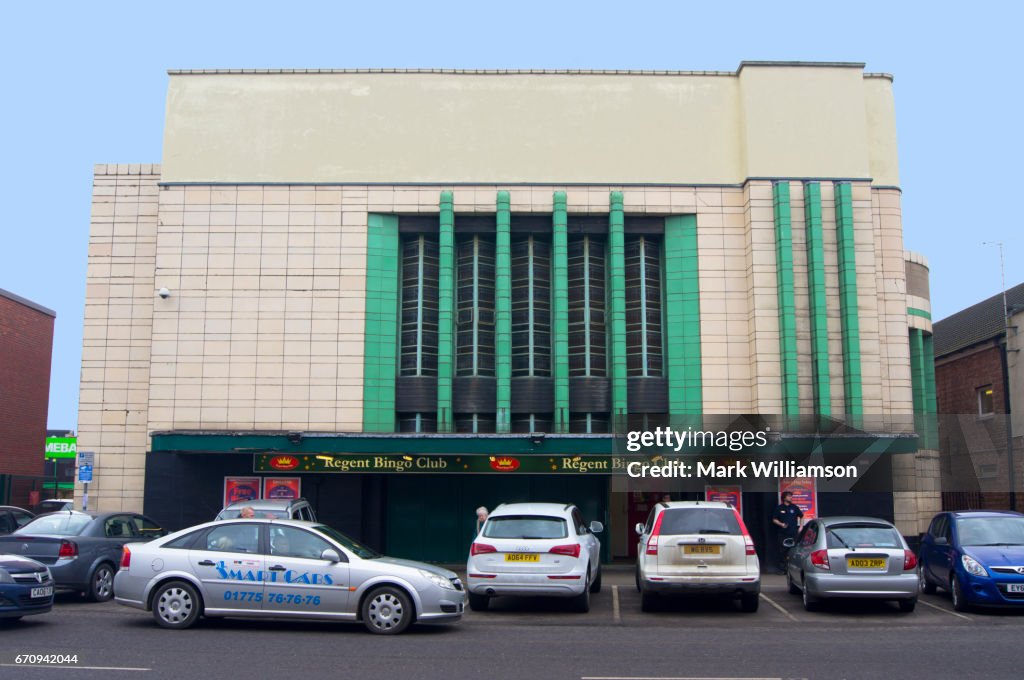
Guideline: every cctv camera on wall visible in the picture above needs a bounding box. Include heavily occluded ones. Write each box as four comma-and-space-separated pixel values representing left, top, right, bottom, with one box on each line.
158, 288, 170, 299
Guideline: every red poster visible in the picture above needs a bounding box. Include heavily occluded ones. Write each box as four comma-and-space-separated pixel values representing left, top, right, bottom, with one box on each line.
779, 477, 817, 522
263, 477, 301, 500
705, 485, 742, 516
224, 477, 261, 507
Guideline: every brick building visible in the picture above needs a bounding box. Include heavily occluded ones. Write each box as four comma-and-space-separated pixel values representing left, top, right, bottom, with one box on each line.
0, 288, 56, 506
934, 282, 1024, 511
80, 62, 939, 562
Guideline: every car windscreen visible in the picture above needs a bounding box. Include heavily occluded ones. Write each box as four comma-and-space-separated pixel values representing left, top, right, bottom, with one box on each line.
218, 508, 288, 519
956, 516, 1024, 546
314, 525, 381, 559
36, 502, 69, 513
826, 524, 902, 549
482, 516, 568, 539
17, 513, 92, 536
658, 508, 741, 535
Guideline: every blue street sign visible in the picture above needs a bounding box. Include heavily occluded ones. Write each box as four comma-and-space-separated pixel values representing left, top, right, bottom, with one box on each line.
78, 465, 93, 482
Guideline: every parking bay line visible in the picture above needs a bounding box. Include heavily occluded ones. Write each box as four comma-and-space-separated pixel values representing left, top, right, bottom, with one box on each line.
612, 585, 621, 624
916, 598, 973, 621
759, 592, 799, 622
581, 676, 796, 680
0, 664, 150, 672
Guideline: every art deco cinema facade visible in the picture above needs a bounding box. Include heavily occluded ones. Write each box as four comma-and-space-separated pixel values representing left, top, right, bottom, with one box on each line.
79, 62, 938, 562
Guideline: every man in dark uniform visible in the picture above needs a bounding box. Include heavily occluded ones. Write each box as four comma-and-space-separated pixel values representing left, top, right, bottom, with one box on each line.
771, 491, 804, 574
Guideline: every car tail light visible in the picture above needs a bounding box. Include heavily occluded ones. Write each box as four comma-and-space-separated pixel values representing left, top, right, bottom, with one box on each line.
810, 549, 830, 570
550, 544, 581, 558
121, 546, 131, 569
470, 543, 497, 556
58, 540, 78, 559
733, 509, 757, 555
903, 549, 917, 571
646, 512, 665, 555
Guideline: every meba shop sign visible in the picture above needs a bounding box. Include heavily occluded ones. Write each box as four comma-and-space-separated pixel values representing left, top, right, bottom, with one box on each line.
253, 453, 633, 474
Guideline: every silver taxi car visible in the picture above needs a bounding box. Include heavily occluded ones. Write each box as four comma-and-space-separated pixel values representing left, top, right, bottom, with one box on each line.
114, 519, 464, 634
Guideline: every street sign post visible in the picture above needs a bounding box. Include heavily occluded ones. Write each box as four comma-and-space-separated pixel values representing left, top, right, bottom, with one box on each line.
77, 451, 95, 511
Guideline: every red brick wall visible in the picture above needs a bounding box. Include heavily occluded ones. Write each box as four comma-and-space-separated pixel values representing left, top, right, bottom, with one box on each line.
935, 344, 1005, 415
0, 294, 55, 478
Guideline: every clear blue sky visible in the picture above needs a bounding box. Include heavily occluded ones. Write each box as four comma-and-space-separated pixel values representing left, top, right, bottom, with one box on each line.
1, 1, 1020, 429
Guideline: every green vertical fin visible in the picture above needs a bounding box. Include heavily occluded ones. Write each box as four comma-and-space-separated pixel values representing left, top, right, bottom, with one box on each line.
495, 191, 512, 433
665, 215, 703, 419
437, 192, 455, 432
773, 182, 799, 419
834, 182, 863, 423
803, 182, 831, 418
552, 191, 570, 433
363, 213, 400, 432
608, 192, 628, 432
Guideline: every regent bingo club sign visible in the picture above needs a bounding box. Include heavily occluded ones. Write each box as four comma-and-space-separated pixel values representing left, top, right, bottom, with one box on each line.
254, 453, 631, 475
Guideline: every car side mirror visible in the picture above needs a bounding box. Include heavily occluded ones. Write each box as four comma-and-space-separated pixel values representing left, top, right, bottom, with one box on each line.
321, 549, 342, 563
589, 521, 604, 534
635, 522, 645, 536
934, 537, 948, 546
782, 538, 795, 548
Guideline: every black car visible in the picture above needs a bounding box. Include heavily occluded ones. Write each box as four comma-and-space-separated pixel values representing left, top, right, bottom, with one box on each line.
0, 511, 167, 601
0, 506, 35, 536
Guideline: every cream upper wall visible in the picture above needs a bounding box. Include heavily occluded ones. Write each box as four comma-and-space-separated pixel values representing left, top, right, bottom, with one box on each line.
162, 64, 900, 186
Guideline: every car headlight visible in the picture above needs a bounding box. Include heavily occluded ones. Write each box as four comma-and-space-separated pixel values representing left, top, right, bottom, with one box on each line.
0, 569, 12, 584
419, 569, 456, 590
962, 554, 988, 577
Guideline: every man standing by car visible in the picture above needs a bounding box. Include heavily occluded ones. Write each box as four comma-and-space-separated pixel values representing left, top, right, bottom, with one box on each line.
771, 491, 803, 574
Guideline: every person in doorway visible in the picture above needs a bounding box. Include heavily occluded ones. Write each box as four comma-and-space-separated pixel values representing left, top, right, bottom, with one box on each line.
475, 507, 489, 534
771, 491, 804, 574
239, 506, 255, 519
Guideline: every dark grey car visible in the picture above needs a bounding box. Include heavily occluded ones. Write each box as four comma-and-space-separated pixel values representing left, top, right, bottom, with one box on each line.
0, 511, 167, 601
0, 506, 35, 536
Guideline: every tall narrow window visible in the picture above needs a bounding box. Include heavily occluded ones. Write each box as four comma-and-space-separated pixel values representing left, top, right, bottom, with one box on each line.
400, 235, 439, 377
568, 235, 609, 433
398, 235, 439, 432
568, 235, 607, 377
511, 235, 551, 377
625, 235, 663, 377
455, 235, 495, 433
456, 235, 496, 376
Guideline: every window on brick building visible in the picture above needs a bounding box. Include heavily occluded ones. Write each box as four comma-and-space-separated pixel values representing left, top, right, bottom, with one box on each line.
977, 386, 994, 417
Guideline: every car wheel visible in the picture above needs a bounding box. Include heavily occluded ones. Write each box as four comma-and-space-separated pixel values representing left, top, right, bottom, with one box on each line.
802, 580, 819, 612
468, 593, 490, 612
918, 565, 937, 594
640, 590, 657, 612
739, 592, 759, 613
362, 586, 413, 635
589, 565, 602, 594
950, 575, 970, 613
787, 570, 800, 595
89, 563, 115, 602
572, 574, 591, 613
898, 598, 917, 613
151, 581, 202, 629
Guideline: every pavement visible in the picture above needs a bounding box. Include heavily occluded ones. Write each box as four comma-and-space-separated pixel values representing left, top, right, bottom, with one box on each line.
1, 567, 1023, 679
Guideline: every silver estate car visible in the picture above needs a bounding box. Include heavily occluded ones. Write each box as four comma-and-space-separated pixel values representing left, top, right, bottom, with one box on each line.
785, 516, 919, 612
114, 519, 465, 634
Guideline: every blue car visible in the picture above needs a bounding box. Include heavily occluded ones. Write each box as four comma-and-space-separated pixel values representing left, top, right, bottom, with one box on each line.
918, 510, 1024, 611
0, 554, 54, 621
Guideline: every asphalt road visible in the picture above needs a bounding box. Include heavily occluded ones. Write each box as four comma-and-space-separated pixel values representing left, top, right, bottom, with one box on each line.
2, 570, 1023, 680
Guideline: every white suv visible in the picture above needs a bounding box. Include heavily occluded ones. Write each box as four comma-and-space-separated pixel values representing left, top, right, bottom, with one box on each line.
466, 502, 603, 612
635, 500, 760, 612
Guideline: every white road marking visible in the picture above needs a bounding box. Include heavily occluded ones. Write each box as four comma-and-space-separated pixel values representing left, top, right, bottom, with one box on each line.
612, 584, 621, 624
759, 592, 799, 622
0, 664, 150, 672
917, 597, 973, 621
582, 676, 793, 680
